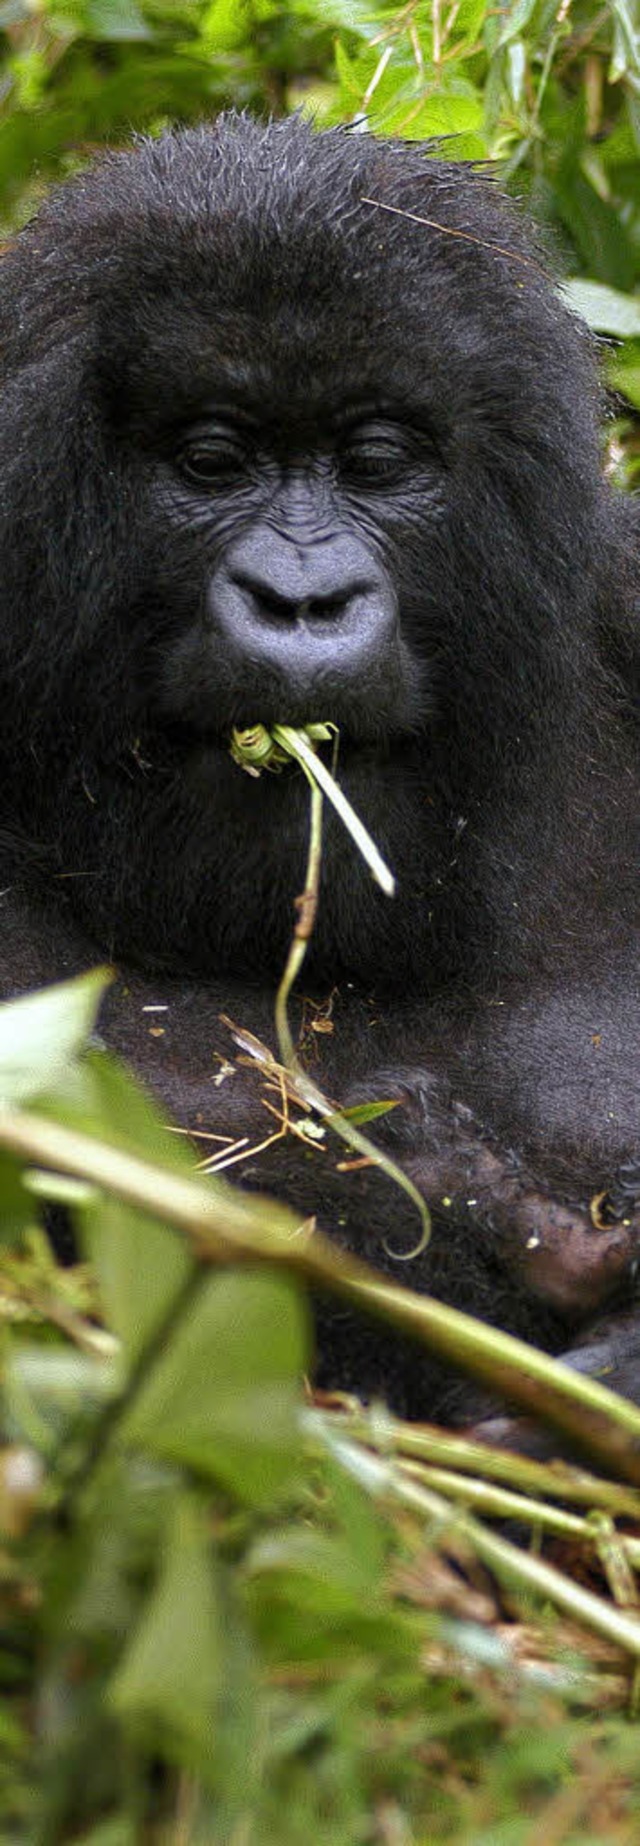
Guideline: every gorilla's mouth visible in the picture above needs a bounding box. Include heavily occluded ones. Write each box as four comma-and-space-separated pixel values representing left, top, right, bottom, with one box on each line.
156, 600, 425, 747
157, 699, 412, 760
229, 719, 333, 778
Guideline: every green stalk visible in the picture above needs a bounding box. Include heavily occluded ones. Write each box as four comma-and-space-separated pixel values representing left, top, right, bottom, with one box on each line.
272, 724, 395, 896
231, 721, 428, 1250
274, 768, 323, 1068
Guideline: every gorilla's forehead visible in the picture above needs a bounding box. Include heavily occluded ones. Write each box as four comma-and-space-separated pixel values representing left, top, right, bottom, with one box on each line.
108, 286, 449, 425
41, 115, 578, 439
99, 217, 512, 432
105, 321, 471, 469
84, 124, 559, 415
108, 179, 524, 351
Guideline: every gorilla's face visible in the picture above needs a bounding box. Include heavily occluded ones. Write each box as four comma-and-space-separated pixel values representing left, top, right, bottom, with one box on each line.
84, 121, 590, 770
144, 393, 430, 745
97, 252, 455, 754
0, 116, 609, 981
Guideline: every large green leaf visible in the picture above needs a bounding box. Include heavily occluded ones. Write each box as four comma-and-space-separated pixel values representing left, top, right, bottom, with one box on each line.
0, 970, 109, 1107
87, 0, 151, 37
108, 1492, 221, 1771
561, 278, 640, 336
83, 1192, 194, 1372
119, 1270, 308, 1505
38, 1048, 196, 1366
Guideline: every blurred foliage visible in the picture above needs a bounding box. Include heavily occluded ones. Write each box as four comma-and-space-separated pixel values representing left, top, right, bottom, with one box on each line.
0, 5, 640, 1837
2, 976, 640, 1840
0, 0, 637, 468
0, 0, 635, 276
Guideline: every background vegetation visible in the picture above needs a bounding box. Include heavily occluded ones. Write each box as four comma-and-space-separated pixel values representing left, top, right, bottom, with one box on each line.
1, 4, 640, 1843
0, 0, 638, 457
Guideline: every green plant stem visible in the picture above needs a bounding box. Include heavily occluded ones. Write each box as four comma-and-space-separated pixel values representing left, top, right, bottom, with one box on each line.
274, 766, 323, 1069
272, 724, 395, 896
269, 727, 429, 1251
5, 1108, 640, 1480
326, 1405, 640, 1518
316, 1419, 640, 1661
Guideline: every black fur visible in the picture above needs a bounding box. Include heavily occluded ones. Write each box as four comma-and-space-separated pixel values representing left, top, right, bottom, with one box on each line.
1, 113, 639, 1427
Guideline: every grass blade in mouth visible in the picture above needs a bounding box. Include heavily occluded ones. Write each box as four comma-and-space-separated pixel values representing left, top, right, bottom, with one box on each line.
230, 723, 429, 1255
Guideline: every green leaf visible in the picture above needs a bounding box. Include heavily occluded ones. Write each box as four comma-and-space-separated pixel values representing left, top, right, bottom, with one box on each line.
0, 970, 110, 1107
248, 1461, 388, 1610
554, 157, 639, 289
322, 1450, 389, 1582
455, 0, 487, 43
72, 1055, 194, 1364
561, 278, 640, 337
248, 1527, 375, 1612
497, 0, 538, 48
334, 37, 363, 103
77, 1821, 136, 1846
0, 1151, 34, 1243
606, 338, 640, 408
63, 1455, 175, 1642
45, 1044, 196, 1173
340, 1098, 399, 1126
108, 1492, 221, 1772
87, 0, 151, 39
41, 1049, 196, 1367
5, 1345, 115, 1449
119, 1270, 308, 1506
382, 86, 484, 145
610, 0, 640, 82
84, 1193, 194, 1371
308, 0, 375, 27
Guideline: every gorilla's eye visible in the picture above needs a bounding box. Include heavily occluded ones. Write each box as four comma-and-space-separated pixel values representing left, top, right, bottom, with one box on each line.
177, 424, 249, 486
339, 423, 414, 485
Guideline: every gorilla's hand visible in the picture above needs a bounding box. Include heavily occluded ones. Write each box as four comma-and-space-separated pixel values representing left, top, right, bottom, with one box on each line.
351, 1065, 640, 1321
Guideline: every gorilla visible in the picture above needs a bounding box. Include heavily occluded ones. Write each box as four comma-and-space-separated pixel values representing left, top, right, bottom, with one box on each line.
0, 111, 639, 1433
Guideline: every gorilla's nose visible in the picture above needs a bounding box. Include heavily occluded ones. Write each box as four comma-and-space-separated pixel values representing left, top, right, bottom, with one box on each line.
208, 527, 398, 687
